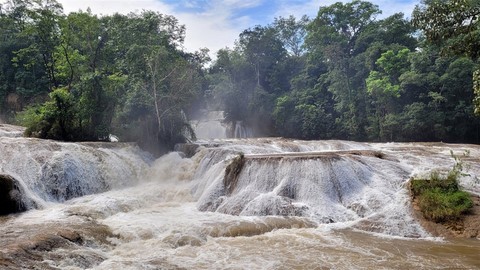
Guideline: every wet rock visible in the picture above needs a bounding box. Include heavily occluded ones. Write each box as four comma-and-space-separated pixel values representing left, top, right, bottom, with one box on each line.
0, 137, 151, 203
0, 222, 114, 269
0, 174, 31, 215
223, 154, 245, 195
348, 203, 368, 218
174, 143, 200, 158
239, 195, 309, 216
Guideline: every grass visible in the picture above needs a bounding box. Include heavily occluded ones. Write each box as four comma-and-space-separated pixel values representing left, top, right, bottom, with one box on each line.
410, 170, 473, 223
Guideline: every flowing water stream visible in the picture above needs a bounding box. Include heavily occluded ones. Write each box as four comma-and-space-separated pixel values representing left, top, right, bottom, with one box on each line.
1, 133, 480, 269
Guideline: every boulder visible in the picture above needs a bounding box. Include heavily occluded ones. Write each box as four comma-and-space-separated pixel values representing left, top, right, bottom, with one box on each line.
174, 143, 200, 158
0, 174, 30, 215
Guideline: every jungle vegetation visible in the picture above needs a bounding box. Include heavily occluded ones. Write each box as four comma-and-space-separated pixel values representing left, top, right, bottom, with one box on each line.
1, 0, 479, 154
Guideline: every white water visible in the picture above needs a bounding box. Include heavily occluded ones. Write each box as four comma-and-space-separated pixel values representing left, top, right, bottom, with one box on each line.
1, 135, 480, 269
0, 137, 151, 205
0, 124, 24, 138
190, 111, 228, 139
191, 111, 253, 139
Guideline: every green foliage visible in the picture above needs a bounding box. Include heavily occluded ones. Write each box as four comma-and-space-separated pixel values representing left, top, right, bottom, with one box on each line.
413, 0, 480, 59
416, 188, 473, 222
272, 15, 309, 57
18, 88, 77, 140
3, 0, 480, 151
410, 153, 474, 222
1, 2, 201, 154
15, 105, 43, 130
204, 1, 480, 142
474, 70, 480, 115
413, 0, 480, 115
272, 89, 334, 139
366, 71, 400, 98
376, 48, 410, 78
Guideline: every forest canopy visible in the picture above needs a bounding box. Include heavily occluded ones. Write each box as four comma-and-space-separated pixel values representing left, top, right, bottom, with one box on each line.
0, 0, 479, 155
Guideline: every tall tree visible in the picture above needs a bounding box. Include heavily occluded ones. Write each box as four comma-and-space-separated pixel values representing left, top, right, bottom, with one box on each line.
272, 15, 309, 57
306, 0, 381, 138
413, 0, 480, 114
13, 0, 63, 90
0, 0, 62, 117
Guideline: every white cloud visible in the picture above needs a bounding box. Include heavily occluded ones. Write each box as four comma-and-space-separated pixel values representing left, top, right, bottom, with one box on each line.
175, 8, 245, 56
174, 0, 266, 56
59, 0, 172, 15
274, 0, 322, 20
54, 0, 257, 57
374, 1, 417, 18
221, 0, 264, 9
275, 0, 417, 20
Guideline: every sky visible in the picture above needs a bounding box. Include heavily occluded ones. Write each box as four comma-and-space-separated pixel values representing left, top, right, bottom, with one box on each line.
5, 0, 419, 56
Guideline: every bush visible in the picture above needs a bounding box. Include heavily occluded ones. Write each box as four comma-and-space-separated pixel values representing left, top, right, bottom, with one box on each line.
16, 88, 78, 141
410, 168, 473, 223
415, 186, 473, 222
410, 171, 459, 196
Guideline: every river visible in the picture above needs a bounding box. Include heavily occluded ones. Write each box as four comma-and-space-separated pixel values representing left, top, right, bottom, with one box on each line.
0, 131, 479, 269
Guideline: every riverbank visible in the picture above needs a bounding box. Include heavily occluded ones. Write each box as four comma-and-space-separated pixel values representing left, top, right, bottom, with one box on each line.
411, 192, 480, 239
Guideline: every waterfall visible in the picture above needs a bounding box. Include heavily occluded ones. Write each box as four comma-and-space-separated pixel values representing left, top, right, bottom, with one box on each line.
190, 139, 480, 237
0, 124, 25, 138
190, 111, 228, 139
1, 125, 480, 269
233, 121, 253, 138
0, 137, 152, 207
190, 111, 253, 140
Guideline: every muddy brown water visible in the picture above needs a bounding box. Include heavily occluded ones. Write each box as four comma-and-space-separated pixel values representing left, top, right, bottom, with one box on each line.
1, 137, 480, 269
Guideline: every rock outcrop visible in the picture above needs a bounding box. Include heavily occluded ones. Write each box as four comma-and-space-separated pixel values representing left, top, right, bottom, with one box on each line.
0, 174, 34, 215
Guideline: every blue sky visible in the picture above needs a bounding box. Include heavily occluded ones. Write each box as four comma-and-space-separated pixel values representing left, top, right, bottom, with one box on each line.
52, 0, 418, 56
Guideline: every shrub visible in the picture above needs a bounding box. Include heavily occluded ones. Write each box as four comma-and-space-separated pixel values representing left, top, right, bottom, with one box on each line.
16, 88, 78, 141
415, 186, 473, 222
410, 158, 473, 222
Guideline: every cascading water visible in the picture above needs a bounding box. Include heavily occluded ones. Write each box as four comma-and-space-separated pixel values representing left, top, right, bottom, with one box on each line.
0, 124, 24, 138
233, 121, 253, 138
190, 111, 253, 139
190, 111, 228, 139
0, 136, 152, 208
1, 126, 480, 269
192, 140, 442, 238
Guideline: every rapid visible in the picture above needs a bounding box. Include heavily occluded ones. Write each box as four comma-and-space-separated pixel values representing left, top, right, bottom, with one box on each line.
0, 123, 479, 269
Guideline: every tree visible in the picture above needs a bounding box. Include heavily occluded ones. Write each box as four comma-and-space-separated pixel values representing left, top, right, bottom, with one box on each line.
413, 0, 480, 59
13, 0, 63, 90
306, 0, 381, 138
366, 48, 410, 140
107, 11, 200, 154
272, 15, 309, 57
238, 25, 287, 91
4, 0, 480, 148
0, 0, 61, 118
272, 88, 334, 139
413, 0, 480, 115
146, 47, 199, 149
22, 87, 76, 140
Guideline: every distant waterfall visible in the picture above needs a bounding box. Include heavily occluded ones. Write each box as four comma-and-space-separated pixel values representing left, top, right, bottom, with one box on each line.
233, 121, 253, 138
190, 111, 253, 140
190, 111, 228, 139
